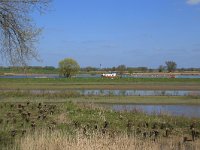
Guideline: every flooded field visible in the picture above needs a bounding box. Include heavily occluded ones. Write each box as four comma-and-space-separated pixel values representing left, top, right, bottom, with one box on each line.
110, 104, 200, 118
80, 89, 200, 96
1, 89, 200, 96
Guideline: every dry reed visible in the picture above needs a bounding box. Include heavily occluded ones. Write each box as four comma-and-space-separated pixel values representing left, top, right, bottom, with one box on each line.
12, 130, 200, 150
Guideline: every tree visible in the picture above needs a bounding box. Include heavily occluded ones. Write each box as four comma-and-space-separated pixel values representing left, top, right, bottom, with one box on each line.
116, 64, 126, 75
158, 65, 165, 72
0, 0, 51, 66
165, 61, 177, 72
59, 58, 80, 78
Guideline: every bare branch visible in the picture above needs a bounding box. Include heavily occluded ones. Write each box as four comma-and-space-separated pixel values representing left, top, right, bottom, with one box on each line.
0, 0, 51, 66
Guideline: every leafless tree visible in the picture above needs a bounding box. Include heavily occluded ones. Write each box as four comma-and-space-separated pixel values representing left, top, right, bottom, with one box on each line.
0, 0, 50, 65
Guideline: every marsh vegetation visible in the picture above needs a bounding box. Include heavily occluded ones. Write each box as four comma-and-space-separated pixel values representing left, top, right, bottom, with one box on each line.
0, 101, 200, 149
0, 77, 200, 149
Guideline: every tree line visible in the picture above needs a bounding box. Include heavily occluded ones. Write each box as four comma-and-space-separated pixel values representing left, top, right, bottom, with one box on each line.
1, 58, 200, 78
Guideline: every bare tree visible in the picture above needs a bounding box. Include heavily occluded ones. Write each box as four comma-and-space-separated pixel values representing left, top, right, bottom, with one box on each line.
0, 0, 51, 65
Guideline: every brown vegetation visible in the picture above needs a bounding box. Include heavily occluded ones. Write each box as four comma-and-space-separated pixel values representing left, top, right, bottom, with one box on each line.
15, 130, 200, 150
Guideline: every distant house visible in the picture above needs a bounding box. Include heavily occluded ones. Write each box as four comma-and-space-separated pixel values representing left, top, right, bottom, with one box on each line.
101, 73, 117, 78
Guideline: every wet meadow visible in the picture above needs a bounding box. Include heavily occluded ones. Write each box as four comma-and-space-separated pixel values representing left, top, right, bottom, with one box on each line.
0, 77, 200, 149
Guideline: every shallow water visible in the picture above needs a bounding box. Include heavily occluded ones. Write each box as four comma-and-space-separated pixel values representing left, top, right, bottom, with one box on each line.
1, 89, 200, 96
0, 90, 200, 96
80, 89, 200, 96
1, 74, 200, 78
0, 74, 100, 78
110, 104, 200, 118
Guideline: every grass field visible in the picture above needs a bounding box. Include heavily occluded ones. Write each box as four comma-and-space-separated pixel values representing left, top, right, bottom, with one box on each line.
1, 95, 200, 105
1, 78, 200, 90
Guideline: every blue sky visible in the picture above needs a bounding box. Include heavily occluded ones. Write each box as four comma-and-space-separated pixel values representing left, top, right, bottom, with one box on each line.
31, 0, 200, 68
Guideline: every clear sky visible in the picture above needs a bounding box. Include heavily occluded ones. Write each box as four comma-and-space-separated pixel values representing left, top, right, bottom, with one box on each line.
31, 0, 200, 68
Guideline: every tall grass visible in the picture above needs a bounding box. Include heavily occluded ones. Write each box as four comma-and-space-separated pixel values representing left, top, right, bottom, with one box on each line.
12, 130, 200, 150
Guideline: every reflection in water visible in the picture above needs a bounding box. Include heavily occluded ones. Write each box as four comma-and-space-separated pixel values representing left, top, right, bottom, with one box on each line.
80, 90, 200, 96
1, 89, 200, 96
111, 104, 200, 118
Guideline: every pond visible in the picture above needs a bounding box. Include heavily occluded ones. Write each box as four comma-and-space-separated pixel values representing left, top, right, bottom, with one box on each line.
176, 75, 200, 79
109, 104, 200, 118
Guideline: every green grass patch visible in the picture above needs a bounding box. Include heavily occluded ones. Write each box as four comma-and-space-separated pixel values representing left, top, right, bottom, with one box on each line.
1, 77, 200, 84
1, 95, 200, 105
1, 78, 200, 91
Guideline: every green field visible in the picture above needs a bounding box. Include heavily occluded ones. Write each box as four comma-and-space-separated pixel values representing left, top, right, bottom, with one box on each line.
1, 78, 200, 90
1, 95, 200, 105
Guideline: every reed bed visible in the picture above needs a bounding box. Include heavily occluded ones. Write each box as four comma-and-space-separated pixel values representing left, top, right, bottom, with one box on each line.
12, 130, 200, 150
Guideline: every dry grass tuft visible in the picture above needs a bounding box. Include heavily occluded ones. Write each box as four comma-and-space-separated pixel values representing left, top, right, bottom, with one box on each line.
13, 130, 200, 150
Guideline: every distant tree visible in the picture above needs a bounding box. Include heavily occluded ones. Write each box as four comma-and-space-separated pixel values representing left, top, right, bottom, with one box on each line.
127, 67, 133, 74
59, 58, 80, 78
84, 66, 97, 72
117, 64, 126, 75
111, 67, 116, 71
158, 65, 165, 72
165, 61, 177, 72
137, 67, 148, 72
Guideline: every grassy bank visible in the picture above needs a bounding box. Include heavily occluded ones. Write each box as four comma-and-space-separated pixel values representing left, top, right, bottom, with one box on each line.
0, 78, 200, 90
1, 77, 200, 83
1, 95, 200, 105
0, 101, 200, 149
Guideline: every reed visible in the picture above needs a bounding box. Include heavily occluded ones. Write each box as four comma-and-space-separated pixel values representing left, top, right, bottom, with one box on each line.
12, 130, 200, 150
